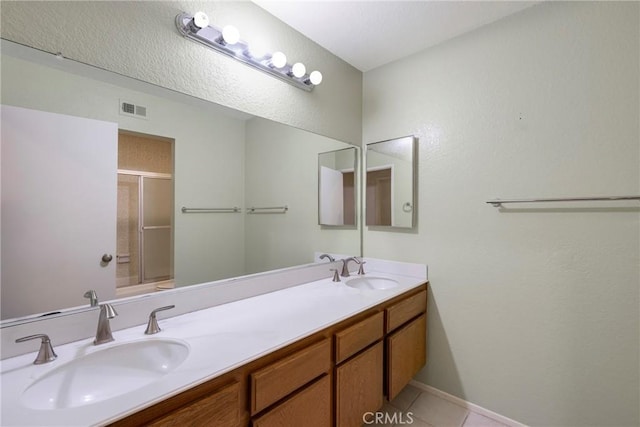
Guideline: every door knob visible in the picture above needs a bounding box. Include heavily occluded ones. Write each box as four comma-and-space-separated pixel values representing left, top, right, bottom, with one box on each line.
101, 254, 113, 263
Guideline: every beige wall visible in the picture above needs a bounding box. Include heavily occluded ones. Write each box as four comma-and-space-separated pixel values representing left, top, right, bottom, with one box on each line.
244, 117, 360, 273
0, 1, 362, 145
363, 2, 639, 426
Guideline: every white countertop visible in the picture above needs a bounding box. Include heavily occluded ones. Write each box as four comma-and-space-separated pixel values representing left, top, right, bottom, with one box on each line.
0, 270, 426, 426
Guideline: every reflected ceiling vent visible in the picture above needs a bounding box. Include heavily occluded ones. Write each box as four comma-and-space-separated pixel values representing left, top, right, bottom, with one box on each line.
119, 100, 148, 120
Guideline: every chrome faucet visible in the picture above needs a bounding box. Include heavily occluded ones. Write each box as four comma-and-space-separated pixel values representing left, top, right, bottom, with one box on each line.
341, 257, 358, 277
319, 253, 335, 262
94, 303, 118, 345
15, 334, 57, 364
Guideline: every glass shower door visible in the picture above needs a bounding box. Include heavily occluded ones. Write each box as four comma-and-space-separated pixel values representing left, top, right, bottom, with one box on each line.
141, 176, 172, 282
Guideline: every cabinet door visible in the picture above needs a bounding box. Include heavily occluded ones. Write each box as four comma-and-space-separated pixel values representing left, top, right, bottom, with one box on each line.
386, 313, 427, 400
336, 342, 384, 427
253, 375, 331, 427
148, 382, 240, 427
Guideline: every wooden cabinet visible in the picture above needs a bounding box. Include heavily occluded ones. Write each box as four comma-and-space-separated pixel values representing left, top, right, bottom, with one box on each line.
335, 311, 384, 364
253, 375, 331, 427
147, 382, 240, 427
251, 338, 331, 414
336, 342, 384, 427
111, 283, 428, 427
386, 313, 427, 401
386, 289, 427, 333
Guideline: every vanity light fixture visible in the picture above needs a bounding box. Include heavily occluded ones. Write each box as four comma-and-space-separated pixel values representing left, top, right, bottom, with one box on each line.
176, 12, 322, 92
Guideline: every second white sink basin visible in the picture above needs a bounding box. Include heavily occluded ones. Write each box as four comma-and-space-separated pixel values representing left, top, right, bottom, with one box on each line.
346, 276, 399, 290
21, 338, 189, 410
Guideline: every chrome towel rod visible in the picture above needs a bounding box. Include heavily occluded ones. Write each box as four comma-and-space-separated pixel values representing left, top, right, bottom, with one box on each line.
181, 207, 240, 213
247, 205, 288, 214
487, 196, 640, 207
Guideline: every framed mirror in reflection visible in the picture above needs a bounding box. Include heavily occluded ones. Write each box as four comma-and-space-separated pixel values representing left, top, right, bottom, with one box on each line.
318, 147, 358, 227
365, 136, 417, 228
0, 40, 360, 323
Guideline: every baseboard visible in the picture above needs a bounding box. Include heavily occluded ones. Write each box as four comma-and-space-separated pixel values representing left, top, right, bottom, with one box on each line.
409, 380, 527, 427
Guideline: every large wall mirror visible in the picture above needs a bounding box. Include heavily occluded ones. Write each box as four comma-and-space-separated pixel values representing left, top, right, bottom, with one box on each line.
318, 147, 358, 226
365, 136, 417, 228
0, 40, 360, 323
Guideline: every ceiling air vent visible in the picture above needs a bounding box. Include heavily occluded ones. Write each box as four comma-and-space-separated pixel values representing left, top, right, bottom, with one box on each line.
119, 100, 148, 120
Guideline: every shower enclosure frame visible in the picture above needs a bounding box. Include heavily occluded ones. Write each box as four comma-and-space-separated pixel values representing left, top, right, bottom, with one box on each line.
118, 169, 173, 285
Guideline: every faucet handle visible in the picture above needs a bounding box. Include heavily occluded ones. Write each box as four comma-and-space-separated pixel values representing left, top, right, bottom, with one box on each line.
15, 334, 57, 364
83, 290, 99, 307
330, 268, 341, 282
355, 258, 367, 275
145, 305, 175, 335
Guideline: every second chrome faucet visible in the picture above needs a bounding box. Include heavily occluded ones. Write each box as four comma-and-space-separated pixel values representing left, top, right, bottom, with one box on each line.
94, 303, 118, 345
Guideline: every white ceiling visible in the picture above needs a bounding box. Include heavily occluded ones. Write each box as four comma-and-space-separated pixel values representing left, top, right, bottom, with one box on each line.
253, 1, 539, 72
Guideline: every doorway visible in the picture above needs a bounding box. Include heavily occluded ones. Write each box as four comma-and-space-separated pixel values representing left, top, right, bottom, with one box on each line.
116, 131, 174, 296
366, 168, 392, 226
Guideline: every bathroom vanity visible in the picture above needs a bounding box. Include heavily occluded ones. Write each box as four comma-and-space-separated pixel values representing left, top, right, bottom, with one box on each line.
0, 263, 427, 427
114, 284, 427, 427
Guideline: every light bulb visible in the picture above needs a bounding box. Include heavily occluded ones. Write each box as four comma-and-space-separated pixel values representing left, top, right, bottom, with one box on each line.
291, 62, 306, 78
309, 70, 323, 85
192, 12, 209, 29
222, 25, 240, 45
270, 51, 287, 69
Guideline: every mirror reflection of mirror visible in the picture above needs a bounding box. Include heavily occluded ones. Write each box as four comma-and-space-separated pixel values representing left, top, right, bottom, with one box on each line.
365, 135, 417, 228
0, 40, 360, 323
318, 147, 358, 226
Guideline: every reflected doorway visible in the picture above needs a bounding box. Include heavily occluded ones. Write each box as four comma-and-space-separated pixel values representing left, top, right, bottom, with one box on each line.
116, 131, 174, 296
366, 168, 392, 226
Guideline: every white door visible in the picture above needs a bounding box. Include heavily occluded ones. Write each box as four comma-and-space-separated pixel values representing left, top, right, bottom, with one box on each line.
1, 105, 118, 319
319, 166, 345, 225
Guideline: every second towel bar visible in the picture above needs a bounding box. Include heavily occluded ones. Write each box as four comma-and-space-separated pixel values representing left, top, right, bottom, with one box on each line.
247, 206, 288, 214
487, 195, 640, 207
181, 207, 241, 213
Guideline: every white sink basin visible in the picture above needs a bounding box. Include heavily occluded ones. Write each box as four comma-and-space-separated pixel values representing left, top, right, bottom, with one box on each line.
346, 276, 399, 290
21, 338, 189, 410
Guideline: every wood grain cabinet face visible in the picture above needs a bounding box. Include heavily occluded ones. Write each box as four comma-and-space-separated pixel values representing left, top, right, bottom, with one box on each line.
335, 311, 384, 364
386, 313, 427, 401
386, 290, 427, 333
147, 381, 240, 427
251, 338, 331, 415
336, 342, 384, 427
252, 375, 331, 427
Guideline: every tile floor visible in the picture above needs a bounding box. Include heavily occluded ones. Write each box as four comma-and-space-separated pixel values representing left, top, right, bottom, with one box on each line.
375, 385, 510, 427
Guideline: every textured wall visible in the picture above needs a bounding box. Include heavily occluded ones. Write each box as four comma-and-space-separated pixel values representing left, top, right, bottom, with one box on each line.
363, 2, 639, 426
0, 1, 362, 145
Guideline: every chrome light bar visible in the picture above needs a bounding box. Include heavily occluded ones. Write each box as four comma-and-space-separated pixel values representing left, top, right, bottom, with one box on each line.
175, 12, 320, 92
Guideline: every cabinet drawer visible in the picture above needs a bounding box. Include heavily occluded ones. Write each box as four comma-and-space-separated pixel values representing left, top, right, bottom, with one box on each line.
386, 313, 427, 400
253, 375, 331, 427
386, 289, 427, 333
335, 311, 384, 364
251, 338, 331, 414
148, 381, 240, 427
